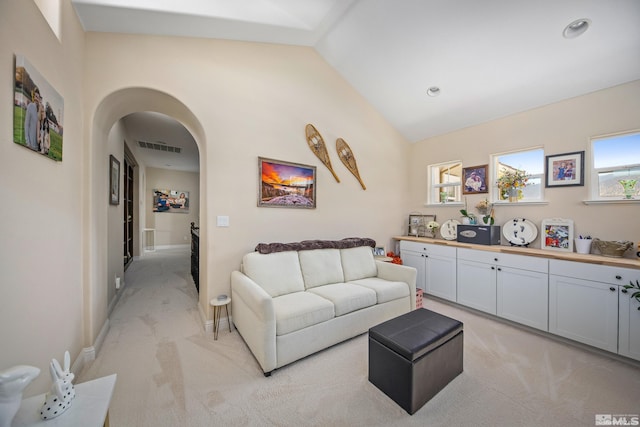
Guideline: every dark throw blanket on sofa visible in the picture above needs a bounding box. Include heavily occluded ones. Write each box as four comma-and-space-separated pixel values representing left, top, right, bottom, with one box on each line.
255, 237, 376, 254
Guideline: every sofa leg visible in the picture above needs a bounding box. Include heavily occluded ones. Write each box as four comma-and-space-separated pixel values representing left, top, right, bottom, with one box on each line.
264, 371, 272, 377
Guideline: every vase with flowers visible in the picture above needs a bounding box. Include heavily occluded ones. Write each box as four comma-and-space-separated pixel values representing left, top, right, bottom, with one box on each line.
497, 168, 529, 202
426, 220, 440, 238
619, 179, 637, 199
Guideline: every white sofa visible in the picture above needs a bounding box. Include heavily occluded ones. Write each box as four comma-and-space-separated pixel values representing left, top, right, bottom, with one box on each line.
231, 242, 417, 375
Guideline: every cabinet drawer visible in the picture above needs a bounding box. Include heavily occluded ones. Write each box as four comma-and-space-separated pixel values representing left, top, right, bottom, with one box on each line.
400, 241, 456, 257
498, 253, 548, 273
457, 247, 499, 264
426, 244, 456, 257
549, 259, 640, 285
400, 240, 427, 253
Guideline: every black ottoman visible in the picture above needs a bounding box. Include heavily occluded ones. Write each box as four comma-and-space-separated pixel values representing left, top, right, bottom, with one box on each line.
368, 309, 463, 414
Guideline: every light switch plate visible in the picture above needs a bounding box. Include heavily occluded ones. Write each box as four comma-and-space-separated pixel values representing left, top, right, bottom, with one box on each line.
217, 215, 229, 227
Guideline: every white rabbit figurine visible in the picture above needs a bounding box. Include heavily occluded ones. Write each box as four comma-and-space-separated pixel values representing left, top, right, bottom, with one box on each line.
40, 351, 75, 420
0, 365, 40, 427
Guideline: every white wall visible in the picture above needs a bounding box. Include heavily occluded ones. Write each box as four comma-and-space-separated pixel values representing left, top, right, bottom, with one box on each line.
106, 121, 125, 310
0, 0, 86, 395
408, 80, 640, 248
82, 33, 412, 321
145, 168, 200, 247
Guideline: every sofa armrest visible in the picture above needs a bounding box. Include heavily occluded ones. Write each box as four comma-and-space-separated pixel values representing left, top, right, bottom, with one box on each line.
375, 260, 417, 310
231, 271, 275, 322
231, 271, 277, 373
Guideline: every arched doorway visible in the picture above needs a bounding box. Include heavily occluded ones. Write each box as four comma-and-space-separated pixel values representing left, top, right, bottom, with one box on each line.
84, 87, 208, 352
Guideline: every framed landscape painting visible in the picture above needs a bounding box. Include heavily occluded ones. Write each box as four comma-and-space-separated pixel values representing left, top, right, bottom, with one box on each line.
13, 54, 64, 161
258, 157, 316, 208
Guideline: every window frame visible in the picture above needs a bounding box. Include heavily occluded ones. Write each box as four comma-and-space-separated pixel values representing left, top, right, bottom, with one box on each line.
491, 147, 545, 203
589, 129, 640, 201
427, 160, 462, 205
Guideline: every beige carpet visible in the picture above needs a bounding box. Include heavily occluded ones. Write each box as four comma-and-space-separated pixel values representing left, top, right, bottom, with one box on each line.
78, 247, 640, 426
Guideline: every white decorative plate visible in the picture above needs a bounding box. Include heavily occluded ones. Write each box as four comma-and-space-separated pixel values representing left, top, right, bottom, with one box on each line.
503, 218, 538, 246
440, 219, 461, 241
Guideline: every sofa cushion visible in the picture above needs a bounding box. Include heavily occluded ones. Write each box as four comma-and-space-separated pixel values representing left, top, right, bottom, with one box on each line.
242, 251, 305, 298
273, 292, 335, 336
340, 246, 378, 282
299, 249, 345, 289
348, 277, 410, 304
307, 283, 377, 317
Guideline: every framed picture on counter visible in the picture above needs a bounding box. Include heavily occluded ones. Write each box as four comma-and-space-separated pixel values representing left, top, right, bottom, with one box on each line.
541, 218, 574, 252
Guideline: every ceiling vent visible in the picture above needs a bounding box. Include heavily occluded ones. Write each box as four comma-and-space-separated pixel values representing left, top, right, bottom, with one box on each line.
137, 140, 182, 154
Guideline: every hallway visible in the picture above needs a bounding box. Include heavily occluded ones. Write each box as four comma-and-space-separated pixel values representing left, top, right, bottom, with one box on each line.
76, 247, 249, 426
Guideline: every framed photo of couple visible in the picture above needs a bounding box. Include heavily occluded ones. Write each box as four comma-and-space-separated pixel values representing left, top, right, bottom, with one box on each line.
545, 151, 584, 187
462, 165, 488, 194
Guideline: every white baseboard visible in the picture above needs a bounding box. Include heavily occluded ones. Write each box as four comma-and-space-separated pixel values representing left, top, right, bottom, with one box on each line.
199, 302, 212, 333
155, 244, 190, 250
74, 318, 110, 377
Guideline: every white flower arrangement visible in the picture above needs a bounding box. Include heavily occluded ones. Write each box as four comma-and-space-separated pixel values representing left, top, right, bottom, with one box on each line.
427, 221, 440, 230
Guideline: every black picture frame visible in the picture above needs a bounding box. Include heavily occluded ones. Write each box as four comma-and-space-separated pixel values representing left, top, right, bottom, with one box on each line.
109, 155, 120, 205
545, 151, 584, 187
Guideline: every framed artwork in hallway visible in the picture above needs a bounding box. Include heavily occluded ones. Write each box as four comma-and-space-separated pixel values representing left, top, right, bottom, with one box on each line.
110, 155, 120, 205
153, 189, 190, 213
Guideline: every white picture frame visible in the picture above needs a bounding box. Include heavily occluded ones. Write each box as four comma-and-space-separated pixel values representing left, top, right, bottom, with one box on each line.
541, 218, 574, 252
373, 246, 386, 257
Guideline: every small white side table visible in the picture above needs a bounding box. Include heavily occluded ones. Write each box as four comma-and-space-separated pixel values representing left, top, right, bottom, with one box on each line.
210, 296, 232, 340
13, 374, 117, 427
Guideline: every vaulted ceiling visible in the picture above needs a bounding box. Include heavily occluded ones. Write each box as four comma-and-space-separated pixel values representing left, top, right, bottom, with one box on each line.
72, 0, 640, 171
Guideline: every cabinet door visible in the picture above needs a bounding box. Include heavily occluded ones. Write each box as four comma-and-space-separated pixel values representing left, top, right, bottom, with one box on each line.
401, 250, 426, 293
549, 275, 618, 352
619, 285, 640, 361
425, 253, 457, 302
497, 267, 548, 331
457, 259, 496, 314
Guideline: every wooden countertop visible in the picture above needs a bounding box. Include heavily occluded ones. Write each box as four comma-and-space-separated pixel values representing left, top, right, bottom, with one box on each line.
393, 235, 640, 270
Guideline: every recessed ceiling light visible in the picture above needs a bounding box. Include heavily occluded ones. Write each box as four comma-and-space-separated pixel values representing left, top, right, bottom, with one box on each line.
563, 18, 591, 39
427, 86, 441, 97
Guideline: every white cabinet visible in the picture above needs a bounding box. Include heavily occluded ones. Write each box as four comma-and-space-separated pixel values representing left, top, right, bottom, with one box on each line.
397, 238, 640, 361
400, 247, 426, 294
457, 248, 548, 330
549, 273, 619, 352
550, 259, 640, 360
456, 253, 497, 314
619, 284, 640, 361
399, 241, 457, 302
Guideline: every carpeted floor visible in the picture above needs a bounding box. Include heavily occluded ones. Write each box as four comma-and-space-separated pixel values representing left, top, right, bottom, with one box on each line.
78, 247, 640, 426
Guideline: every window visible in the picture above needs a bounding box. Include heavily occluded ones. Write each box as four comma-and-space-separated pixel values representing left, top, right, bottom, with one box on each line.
492, 148, 544, 202
428, 161, 461, 204
590, 130, 640, 200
